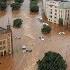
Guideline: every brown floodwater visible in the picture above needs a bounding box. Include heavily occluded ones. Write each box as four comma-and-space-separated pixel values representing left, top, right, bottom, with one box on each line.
0, 0, 70, 70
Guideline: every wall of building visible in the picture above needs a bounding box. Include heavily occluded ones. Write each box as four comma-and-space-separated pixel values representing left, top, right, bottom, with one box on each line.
44, 1, 60, 24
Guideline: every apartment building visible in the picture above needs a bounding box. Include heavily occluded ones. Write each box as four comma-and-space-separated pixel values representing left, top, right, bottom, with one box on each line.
44, 0, 60, 24
43, 0, 70, 27
59, 2, 70, 27
0, 25, 13, 56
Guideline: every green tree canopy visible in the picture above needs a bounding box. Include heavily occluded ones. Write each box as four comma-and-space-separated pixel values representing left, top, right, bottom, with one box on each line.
41, 24, 51, 34
11, 2, 21, 10
0, 2, 7, 11
30, 0, 39, 12
13, 18, 23, 28
37, 51, 67, 70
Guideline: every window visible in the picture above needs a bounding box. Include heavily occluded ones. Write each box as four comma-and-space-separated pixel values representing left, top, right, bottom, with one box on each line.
55, 13, 57, 15
3, 40, 6, 44
50, 16, 52, 18
54, 17, 57, 19
50, 12, 52, 14
67, 17, 69, 20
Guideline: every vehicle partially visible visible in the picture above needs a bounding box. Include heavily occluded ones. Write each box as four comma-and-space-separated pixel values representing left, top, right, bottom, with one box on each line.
22, 45, 32, 53
58, 32, 65, 35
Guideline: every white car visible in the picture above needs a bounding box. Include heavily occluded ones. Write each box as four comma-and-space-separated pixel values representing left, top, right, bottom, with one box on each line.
26, 48, 32, 52
39, 36, 44, 41
43, 22, 49, 26
22, 45, 32, 53
58, 32, 65, 35
37, 16, 43, 22
22, 45, 26, 50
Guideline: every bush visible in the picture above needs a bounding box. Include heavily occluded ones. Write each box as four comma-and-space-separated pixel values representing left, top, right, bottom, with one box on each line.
15, 0, 24, 3
37, 51, 67, 70
11, 2, 21, 10
13, 19, 23, 28
41, 24, 51, 34
0, 2, 7, 11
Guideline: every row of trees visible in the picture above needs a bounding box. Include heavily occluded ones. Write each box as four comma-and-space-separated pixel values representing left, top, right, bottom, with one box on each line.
30, 0, 39, 12
0, 0, 24, 11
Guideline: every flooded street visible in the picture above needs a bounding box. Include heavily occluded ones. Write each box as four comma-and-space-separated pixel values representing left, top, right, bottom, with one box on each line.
0, 0, 70, 70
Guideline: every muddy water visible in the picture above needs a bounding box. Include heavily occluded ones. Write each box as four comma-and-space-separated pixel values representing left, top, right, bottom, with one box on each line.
0, 0, 70, 70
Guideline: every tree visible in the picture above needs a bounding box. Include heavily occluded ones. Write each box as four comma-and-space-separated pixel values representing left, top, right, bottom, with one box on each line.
30, 4, 39, 12
59, 18, 63, 26
15, 0, 24, 3
0, 2, 7, 11
37, 51, 67, 70
41, 24, 51, 34
11, 2, 21, 10
13, 18, 23, 28
30, 0, 39, 12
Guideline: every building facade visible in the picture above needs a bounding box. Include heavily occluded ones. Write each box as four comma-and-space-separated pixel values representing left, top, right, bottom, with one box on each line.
0, 25, 13, 56
43, 0, 60, 24
59, 2, 70, 27
43, 0, 70, 28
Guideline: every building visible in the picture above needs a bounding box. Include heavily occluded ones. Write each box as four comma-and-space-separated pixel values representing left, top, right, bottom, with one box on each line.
43, 0, 60, 24
0, 25, 13, 56
59, 2, 70, 28
43, 0, 70, 28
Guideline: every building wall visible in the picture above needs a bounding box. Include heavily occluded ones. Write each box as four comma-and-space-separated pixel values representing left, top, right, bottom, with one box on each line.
59, 9, 70, 27
0, 31, 12, 56
44, 1, 60, 24
43, 0, 70, 28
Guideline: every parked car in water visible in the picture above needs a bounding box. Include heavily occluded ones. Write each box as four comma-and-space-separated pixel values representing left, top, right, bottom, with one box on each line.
22, 45, 32, 53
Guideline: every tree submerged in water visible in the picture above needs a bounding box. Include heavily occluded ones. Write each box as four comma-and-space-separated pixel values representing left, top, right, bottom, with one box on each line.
13, 18, 23, 28
37, 51, 67, 70
41, 24, 51, 34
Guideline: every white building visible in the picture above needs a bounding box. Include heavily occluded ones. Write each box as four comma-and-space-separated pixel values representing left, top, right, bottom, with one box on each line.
43, 0, 60, 24
59, 2, 70, 27
43, 0, 70, 27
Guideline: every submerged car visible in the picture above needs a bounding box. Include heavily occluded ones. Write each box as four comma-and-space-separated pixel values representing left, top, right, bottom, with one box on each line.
22, 45, 32, 53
